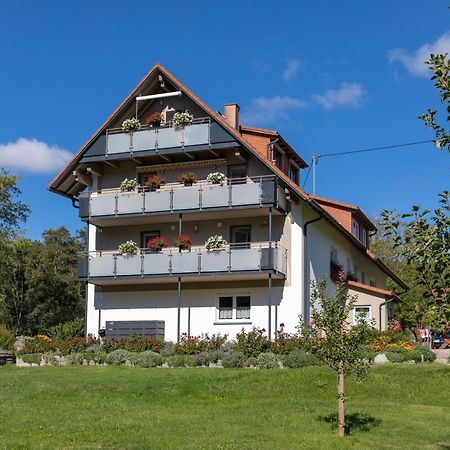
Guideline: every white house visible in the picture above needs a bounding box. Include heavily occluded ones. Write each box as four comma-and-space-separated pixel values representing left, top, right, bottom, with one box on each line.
49, 64, 407, 342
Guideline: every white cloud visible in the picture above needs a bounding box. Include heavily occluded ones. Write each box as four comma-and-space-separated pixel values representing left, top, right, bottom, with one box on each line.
387, 32, 450, 77
240, 95, 307, 126
0, 138, 73, 173
313, 83, 364, 110
283, 58, 301, 81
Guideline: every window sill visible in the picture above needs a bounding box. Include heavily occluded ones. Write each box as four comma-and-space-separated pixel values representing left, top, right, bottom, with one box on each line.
214, 321, 252, 325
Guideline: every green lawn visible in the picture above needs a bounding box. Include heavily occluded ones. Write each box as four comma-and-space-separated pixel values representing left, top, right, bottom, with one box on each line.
0, 365, 449, 449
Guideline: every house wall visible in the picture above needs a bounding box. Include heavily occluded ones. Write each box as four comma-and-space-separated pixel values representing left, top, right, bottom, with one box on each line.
347, 288, 390, 330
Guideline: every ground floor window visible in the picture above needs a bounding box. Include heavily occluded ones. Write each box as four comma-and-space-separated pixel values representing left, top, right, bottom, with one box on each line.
353, 306, 371, 325
217, 294, 251, 321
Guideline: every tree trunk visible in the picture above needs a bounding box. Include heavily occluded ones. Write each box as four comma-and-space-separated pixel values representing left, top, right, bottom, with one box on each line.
337, 361, 345, 438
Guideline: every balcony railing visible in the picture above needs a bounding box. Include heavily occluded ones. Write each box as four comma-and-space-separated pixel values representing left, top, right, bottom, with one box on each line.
79, 242, 287, 280
79, 176, 280, 220
106, 117, 211, 156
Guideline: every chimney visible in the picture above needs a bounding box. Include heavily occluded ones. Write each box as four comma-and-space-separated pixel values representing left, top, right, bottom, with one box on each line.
224, 103, 240, 130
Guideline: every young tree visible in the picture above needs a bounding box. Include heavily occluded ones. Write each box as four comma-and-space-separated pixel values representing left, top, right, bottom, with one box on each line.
310, 280, 370, 438
419, 53, 449, 152
0, 169, 29, 236
381, 192, 450, 333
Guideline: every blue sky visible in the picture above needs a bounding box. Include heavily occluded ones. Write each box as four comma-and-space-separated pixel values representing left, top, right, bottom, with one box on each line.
0, 1, 448, 240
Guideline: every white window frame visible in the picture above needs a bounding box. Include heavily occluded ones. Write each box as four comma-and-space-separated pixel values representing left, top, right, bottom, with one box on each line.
353, 305, 371, 325
215, 293, 252, 324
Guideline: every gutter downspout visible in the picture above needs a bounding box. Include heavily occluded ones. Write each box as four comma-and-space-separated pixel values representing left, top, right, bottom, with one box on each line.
303, 206, 323, 324
378, 288, 407, 331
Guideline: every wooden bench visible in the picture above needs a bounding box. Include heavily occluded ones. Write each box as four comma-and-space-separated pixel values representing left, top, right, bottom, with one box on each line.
0, 351, 16, 365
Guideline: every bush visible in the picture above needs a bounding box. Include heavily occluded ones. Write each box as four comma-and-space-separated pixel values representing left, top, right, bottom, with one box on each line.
66, 353, 85, 365
160, 341, 176, 356
256, 352, 279, 369
47, 317, 84, 340
233, 328, 270, 357
222, 351, 246, 368
384, 349, 406, 363
106, 349, 134, 365
54, 336, 100, 355
166, 355, 189, 367
271, 327, 303, 354
21, 354, 42, 365
0, 324, 14, 351
25, 335, 54, 354
208, 350, 225, 364
245, 357, 257, 367
42, 353, 59, 366
282, 350, 320, 368
92, 352, 108, 365
175, 333, 227, 355
123, 334, 164, 353
194, 352, 210, 367
134, 351, 163, 368
184, 355, 197, 367
410, 345, 436, 363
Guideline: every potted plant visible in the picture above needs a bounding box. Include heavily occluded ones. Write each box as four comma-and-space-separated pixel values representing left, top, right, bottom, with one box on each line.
121, 118, 141, 132
120, 178, 139, 193
146, 236, 168, 252
177, 172, 197, 187
118, 240, 139, 255
346, 272, 359, 282
144, 112, 162, 127
205, 235, 227, 251
174, 235, 192, 252
173, 110, 194, 130
206, 172, 226, 185
330, 261, 344, 283
145, 175, 166, 191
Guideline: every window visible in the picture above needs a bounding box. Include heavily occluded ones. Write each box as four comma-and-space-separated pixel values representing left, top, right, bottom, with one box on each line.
352, 221, 360, 239
230, 225, 251, 249
288, 164, 299, 185
227, 164, 247, 184
141, 230, 160, 249
353, 306, 371, 325
362, 228, 368, 247
330, 247, 338, 263
217, 294, 251, 321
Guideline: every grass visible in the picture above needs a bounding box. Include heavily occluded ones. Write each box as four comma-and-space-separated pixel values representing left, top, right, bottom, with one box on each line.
0, 365, 449, 449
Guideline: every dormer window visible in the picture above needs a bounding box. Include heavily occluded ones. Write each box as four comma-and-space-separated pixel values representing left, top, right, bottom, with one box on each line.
352, 221, 360, 239
288, 163, 299, 185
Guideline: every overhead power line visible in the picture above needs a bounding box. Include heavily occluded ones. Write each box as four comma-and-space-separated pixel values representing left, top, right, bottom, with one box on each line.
303, 139, 434, 193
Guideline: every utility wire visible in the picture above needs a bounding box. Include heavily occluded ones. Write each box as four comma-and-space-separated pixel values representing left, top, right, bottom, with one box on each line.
316, 139, 433, 159
302, 164, 312, 189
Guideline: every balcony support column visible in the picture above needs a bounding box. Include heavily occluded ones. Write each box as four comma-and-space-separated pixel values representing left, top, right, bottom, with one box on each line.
177, 276, 182, 343
268, 273, 272, 341
268, 207, 273, 268
179, 214, 182, 235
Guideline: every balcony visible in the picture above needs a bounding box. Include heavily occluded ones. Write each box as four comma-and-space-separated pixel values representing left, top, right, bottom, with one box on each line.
79, 176, 285, 224
78, 242, 287, 285
106, 118, 210, 156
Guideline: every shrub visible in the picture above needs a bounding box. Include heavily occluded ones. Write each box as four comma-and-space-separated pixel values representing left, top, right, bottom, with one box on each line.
176, 333, 227, 355
245, 357, 257, 367
21, 354, 42, 365
25, 335, 54, 354
66, 353, 85, 365
410, 345, 436, 363
384, 350, 406, 363
256, 352, 279, 369
42, 353, 59, 366
0, 324, 14, 351
160, 341, 176, 356
92, 352, 108, 365
54, 336, 100, 356
47, 317, 84, 340
222, 351, 246, 368
208, 350, 225, 364
184, 355, 197, 367
106, 349, 133, 365
233, 328, 270, 357
271, 325, 302, 354
166, 355, 189, 367
282, 350, 320, 368
122, 334, 164, 353
134, 351, 163, 368
194, 352, 210, 367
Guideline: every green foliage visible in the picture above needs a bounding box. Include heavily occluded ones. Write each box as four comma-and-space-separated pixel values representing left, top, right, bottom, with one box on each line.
47, 317, 85, 340
0, 169, 29, 237
20, 353, 42, 364
233, 327, 270, 357
245, 356, 257, 367
271, 326, 303, 354
383, 345, 436, 363
282, 350, 320, 368
418, 53, 450, 152
310, 280, 371, 378
255, 352, 279, 369
222, 351, 246, 368
175, 333, 227, 355
165, 355, 189, 367
193, 352, 210, 367
106, 349, 134, 365
133, 350, 163, 368
25, 336, 54, 354
0, 324, 14, 351
381, 192, 450, 332
42, 353, 59, 366
66, 353, 85, 365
